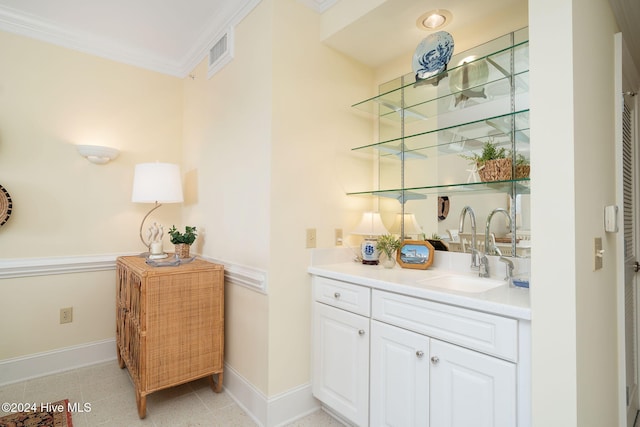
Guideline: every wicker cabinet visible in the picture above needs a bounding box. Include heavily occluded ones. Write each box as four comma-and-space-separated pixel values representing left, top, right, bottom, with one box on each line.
116, 256, 224, 418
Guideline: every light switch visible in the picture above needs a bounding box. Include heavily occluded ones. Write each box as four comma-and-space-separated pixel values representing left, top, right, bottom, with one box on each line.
594, 237, 603, 271
306, 228, 316, 249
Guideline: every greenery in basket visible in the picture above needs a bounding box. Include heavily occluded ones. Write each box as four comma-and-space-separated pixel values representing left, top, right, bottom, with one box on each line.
376, 234, 402, 258
515, 152, 529, 166
168, 225, 198, 245
460, 141, 507, 166
460, 141, 529, 167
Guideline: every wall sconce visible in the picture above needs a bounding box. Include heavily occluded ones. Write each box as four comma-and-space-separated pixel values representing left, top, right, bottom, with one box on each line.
351, 212, 389, 265
131, 162, 184, 255
77, 145, 120, 164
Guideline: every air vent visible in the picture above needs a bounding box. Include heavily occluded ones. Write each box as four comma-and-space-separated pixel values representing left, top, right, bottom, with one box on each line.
208, 27, 234, 79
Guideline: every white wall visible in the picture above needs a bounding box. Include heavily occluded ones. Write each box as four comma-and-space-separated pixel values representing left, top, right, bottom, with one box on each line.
0, 31, 183, 360
529, 0, 620, 425
180, 0, 374, 396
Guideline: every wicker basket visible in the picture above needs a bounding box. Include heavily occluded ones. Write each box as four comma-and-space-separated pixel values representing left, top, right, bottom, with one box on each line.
174, 243, 191, 259
478, 158, 530, 182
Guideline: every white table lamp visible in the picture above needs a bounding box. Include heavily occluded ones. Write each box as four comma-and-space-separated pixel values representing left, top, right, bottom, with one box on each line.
131, 162, 184, 254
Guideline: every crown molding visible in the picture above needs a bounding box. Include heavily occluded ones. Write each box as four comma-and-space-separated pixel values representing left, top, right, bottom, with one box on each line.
178, 0, 261, 78
297, 0, 338, 13
0, 0, 261, 78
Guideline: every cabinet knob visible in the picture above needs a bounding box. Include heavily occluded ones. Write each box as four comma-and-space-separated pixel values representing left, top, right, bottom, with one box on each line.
334, 292, 341, 299
358, 329, 365, 336
431, 356, 440, 365
416, 350, 424, 358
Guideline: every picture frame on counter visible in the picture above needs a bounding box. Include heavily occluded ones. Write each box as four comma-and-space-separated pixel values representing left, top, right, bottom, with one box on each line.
397, 240, 434, 270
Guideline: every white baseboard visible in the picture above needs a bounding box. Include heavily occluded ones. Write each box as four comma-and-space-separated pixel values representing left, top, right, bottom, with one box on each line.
0, 338, 117, 386
1, 340, 320, 427
223, 363, 320, 427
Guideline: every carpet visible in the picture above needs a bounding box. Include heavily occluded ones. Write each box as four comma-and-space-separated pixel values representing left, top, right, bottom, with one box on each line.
0, 399, 73, 427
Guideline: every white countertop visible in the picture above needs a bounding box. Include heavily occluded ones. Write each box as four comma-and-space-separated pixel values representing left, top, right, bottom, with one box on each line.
308, 249, 531, 320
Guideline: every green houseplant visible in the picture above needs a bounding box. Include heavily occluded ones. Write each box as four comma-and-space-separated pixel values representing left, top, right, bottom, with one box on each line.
376, 234, 402, 269
461, 141, 529, 182
168, 225, 197, 258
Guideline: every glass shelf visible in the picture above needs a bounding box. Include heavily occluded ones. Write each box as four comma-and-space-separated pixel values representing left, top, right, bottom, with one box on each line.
352, 109, 530, 157
347, 28, 530, 257
346, 178, 531, 199
352, 41, 529, 122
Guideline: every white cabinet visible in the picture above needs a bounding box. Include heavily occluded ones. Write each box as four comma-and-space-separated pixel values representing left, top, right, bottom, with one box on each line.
430, 339, 516, 427
312, 285, 370, 426
370, 320, 429, 426
311, 275, 529, 427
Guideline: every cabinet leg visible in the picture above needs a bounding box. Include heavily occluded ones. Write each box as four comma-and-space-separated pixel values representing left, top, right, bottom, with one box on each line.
208, 372, 224, 393
135, 391, 147, 419
116, 346, 125, 369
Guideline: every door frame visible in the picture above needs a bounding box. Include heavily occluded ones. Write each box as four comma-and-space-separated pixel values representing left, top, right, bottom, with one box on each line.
616, 32, 640, 427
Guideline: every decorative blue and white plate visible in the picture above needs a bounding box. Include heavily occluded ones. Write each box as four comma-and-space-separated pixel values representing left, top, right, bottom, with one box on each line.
412, 31, 454, 81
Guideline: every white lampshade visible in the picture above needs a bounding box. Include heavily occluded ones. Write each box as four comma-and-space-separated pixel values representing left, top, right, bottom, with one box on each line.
131, 163, 184, 203
352, 212, 389, 237
390, 213, 423, 237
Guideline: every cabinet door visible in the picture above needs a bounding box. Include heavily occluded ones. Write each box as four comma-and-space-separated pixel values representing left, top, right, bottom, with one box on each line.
313, 302, 369, 427
370, 320, 430, 427
430, 339, 516, 427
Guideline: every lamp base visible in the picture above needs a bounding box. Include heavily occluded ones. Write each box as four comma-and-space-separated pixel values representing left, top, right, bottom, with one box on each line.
148, 253, 169, 260
361, 239, 380, 265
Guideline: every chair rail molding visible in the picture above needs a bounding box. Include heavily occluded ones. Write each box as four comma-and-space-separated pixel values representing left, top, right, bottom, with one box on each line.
0, 254, 125, 279
0, 253, 268, 294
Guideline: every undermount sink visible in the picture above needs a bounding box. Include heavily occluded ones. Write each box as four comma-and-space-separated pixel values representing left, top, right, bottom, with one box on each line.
417, 275, 506, 293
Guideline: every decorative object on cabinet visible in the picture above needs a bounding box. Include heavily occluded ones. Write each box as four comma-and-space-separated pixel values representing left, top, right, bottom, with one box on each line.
352, 212, 389, 265
116, 256, 224, 418
375, 234, 402, 269
412, 31, 454, 82
76, 144, 119, 164
397, 240, 435, 269
146, 222, 167, 259
0, 184, 12, 227
131, 162, 184, 251
168, 225, 197, 258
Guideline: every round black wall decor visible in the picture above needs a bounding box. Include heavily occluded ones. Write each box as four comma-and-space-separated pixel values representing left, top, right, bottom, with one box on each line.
0, 184, 13, 227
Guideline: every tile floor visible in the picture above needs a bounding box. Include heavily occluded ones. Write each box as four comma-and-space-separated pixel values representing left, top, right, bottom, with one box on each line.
0, 360, 345, 426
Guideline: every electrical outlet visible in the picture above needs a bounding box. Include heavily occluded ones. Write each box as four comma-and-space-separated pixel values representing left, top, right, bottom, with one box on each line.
306, 228, 316, 248
60, 307, 73, 324
335, 228, 343, 246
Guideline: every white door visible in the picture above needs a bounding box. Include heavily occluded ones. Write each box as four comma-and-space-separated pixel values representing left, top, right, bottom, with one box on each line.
312, 302, 370, 427
623, 90, 639, 427
370, 320, 429, 427
429, 339, 516, 427
615, 33, 640, 427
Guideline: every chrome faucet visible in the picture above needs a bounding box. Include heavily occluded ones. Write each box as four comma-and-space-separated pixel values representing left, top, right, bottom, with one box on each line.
459, 206, 480, 270
482, 208, 513, 278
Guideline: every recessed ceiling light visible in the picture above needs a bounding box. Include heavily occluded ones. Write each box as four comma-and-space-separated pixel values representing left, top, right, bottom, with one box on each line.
417, 9, 452, 31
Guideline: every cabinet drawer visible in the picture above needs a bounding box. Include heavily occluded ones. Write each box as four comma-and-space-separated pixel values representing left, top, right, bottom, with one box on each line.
313, 276, 370, 317
372, 290, 517, 361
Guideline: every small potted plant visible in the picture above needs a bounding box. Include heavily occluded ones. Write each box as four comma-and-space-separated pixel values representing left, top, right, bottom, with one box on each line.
376, 234, 402, 269
168, 225, 197, 259
461, 141, 529, 182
